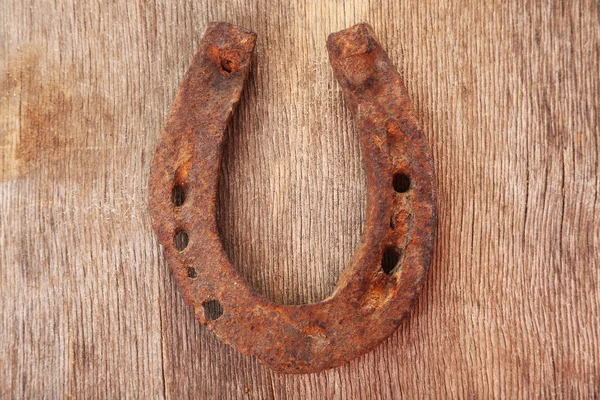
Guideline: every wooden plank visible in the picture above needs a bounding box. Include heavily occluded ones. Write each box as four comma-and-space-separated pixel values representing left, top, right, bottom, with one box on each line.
1, 0, 598, 398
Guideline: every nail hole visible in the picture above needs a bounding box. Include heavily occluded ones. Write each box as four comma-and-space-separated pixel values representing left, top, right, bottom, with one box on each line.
174, 231, 189, 251
382, 246, 402, 274
221, 59, 233, 73
172, 185, 185, 206
393, 173, 411, 193
187, 267, 197, 278
203, 300, 223, 320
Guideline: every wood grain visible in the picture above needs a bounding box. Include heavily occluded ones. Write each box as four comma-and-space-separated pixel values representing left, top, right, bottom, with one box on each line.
1, 0, 598, 398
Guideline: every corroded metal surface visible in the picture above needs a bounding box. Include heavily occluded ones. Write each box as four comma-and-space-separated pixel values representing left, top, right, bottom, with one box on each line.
149, 22, 436, 374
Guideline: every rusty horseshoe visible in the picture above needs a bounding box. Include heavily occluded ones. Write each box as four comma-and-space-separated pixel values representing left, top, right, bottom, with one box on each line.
149, 22, 436, 374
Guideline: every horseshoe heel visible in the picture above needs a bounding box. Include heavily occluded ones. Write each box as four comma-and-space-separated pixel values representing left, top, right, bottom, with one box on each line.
149, 22, 436, 374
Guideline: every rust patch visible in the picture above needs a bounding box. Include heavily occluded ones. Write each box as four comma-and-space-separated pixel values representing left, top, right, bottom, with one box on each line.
1, 48, 70, 180
0, 47, 112, 182
149, 22, 436, 373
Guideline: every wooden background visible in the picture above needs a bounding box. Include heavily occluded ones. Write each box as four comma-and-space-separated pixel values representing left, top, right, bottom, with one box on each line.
1, 0, 599, 398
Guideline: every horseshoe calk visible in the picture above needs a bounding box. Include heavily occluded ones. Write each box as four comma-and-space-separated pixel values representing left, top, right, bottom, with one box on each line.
149, 22, 436, 374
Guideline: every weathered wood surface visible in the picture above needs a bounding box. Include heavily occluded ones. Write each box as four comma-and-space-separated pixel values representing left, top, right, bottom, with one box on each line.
1, 0, 598, 398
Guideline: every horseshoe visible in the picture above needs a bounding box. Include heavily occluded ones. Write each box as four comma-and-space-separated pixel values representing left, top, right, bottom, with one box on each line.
149, 22, 436, 374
